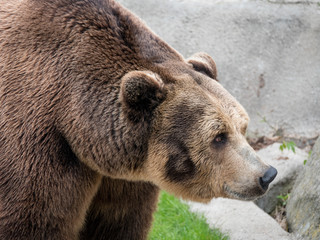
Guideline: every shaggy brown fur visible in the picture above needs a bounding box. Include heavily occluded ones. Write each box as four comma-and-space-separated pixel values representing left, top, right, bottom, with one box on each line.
0, 0, 276, 239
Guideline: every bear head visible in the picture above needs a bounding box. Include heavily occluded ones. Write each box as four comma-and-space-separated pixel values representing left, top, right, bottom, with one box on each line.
119, 52, 277, 202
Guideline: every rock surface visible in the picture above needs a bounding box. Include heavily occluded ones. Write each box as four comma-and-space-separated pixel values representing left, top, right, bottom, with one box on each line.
117, 0, 320, 139
286, 137, 320, 239
255, 143, 307, 213
188, 198, 292, 240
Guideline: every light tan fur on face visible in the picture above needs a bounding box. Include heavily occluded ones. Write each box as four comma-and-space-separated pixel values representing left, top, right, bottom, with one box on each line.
144, 75, 270, 203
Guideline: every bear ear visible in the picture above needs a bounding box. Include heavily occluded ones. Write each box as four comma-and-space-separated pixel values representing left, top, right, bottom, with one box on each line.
187, 52, 218, 81
120, 71, 167, 121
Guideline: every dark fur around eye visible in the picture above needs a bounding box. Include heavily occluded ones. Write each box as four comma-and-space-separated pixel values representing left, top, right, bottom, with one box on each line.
211, 133, 228, 148
241, 125, 248, 135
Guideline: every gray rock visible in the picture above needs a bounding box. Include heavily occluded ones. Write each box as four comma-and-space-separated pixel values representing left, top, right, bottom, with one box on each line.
255, 143, 308, 213
268, 0, 319, 3
286, 137, 320, 239
117, 0, 320, 139
188, 198, 293, 240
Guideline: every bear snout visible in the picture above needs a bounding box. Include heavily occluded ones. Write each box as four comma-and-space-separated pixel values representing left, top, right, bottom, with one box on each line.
259, 166, 278, 190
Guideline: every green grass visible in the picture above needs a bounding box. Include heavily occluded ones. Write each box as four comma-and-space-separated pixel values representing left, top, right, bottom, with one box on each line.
149, 191, 228, 240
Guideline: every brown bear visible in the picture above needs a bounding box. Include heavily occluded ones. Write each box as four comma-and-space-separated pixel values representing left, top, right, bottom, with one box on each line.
0, 0, 277, 239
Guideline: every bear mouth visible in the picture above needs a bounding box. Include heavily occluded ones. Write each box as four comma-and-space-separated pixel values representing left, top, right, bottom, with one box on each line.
223, 184, 264, 201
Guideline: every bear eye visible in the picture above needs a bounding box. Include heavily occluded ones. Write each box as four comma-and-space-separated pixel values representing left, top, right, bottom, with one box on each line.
241, 124, 248, 135
212, 133, 228, 147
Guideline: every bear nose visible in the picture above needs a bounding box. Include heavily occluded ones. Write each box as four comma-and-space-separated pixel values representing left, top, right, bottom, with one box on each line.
259, 166, 278, 190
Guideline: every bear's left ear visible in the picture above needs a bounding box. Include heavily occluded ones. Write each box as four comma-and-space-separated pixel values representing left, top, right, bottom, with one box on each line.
187, 52, 218, 80
120, 71, 167, 121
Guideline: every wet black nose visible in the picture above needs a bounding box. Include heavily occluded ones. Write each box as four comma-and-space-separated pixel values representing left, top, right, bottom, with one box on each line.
259, 166, 278, 190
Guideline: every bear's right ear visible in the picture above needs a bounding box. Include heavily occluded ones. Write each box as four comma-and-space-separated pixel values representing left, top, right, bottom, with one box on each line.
120, 71, 167, 122
187, 52, 218, 81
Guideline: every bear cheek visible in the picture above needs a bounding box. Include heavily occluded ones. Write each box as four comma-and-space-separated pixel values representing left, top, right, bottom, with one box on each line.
165, 150, 224, 201
164, 153, 196, 183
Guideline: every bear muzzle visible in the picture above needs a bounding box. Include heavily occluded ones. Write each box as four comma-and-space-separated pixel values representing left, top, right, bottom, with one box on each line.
259, 166, 278, 190
223, 164, 278, 201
